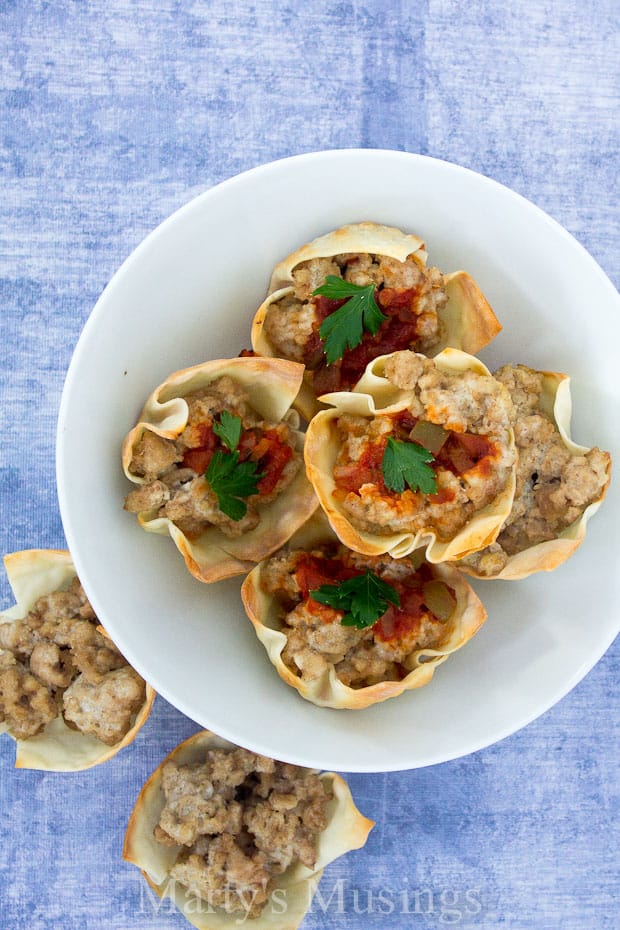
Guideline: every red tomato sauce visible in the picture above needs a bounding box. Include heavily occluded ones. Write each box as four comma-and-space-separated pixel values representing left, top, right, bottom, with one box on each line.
294, 552, 358, 597
308, 287, 426, 393
296, 553, 451, 650
334, 412, 496, 497
241, 427, 294, 496
181, 424, 219, 474
183, 420, 293, 498
334, 440, 388, 494
435, 432, 495, 476
373, 585, 427, 644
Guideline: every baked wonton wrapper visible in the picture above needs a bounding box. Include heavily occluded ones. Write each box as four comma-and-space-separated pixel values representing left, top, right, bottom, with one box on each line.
121, 356, 319, 583
241, 513, 487, 710
457, 369, 612, 580
251, 222, 501, 419
123, 729, 374, 930
304, 349, 517, 562
0, 550, 155, 771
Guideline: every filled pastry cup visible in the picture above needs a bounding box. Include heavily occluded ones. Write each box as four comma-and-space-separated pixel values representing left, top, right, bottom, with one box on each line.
0, 549, 155, 771
123, 729, 374, 930
456, 365, 612, 580
122, 356, 319, 583
304, 349, 517, 562
241, 513, 487, 710
251, 222, 501, 419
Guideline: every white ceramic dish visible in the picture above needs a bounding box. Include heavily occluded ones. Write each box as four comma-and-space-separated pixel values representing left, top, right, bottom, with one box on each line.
56, 150, 619, 773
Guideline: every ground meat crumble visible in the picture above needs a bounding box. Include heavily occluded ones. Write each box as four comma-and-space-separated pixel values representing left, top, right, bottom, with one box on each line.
124, 376, 301, 539
332, 351, 516, 542
263, 252, 447, 393
261, 544, 454, 688
153, 747, 331, 918
460, 364, 611, 575
0, 577, 145, 743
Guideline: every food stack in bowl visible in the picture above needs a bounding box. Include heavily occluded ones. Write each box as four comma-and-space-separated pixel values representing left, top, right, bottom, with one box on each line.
1, 222, 611, 930
121, 221, 611, 710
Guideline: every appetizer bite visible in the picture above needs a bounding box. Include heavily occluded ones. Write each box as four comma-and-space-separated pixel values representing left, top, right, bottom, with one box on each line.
241, 515, 486, 709
304, 349, 517, 562
251, 222, 501, 417
458, 364, 612, 579
123, 730, 373, 930
122, 356, 318, 583
0, 549, 154, 771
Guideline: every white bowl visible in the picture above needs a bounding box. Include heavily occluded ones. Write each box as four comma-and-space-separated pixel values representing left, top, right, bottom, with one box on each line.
56, 150, 620, 772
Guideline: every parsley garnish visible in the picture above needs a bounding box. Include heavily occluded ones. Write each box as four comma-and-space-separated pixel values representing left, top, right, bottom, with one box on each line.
205, 412, 264, 520
205, 450, 264, 521
313, 276, 387, 365
212, 410, 242, 451
382, 436, 438, 495
310, 570, 400, 630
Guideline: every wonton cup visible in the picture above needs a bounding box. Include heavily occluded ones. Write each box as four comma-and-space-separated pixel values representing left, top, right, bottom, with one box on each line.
241, 513, 487, 710
123, 729, 374, 930
0, 549, 155, 771
251, 222, 501, 419
459, 371, 612, 580
304, 349, 517, 563
121, 356, 319, 583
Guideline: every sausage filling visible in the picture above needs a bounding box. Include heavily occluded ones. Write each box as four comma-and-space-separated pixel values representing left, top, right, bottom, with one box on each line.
153, 747, 331, 918
0, 577, 145, 744
461, 364, 611, 575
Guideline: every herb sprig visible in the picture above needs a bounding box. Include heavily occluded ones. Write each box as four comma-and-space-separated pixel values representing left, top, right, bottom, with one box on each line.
205, 412, 264, 520
310, 570, 400, 630
212, 409, 242, 451
313, 276, 386, 365
382, 436, 438, 495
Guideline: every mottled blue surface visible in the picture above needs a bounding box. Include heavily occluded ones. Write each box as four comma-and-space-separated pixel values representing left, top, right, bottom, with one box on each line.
1, 2, 618, 928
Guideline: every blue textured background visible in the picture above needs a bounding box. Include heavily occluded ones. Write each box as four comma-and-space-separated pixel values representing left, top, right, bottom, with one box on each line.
1, 2, 618, 928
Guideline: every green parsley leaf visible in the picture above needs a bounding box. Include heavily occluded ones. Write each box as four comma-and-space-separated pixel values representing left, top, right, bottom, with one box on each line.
382, 436, 438, 495
310, 570, 400, 630
212, 410, 242, 452
205, 450, 264, 521
313, 276, 387, 365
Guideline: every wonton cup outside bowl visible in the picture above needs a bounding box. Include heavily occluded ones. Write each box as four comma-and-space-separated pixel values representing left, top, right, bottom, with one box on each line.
123, 729, 374, 930
121, 355, 319, 584
241, 515, 487, 710
304, 349, 517, 563
56, 150, 620, 772
459, 371, 612, 581
251, 221, 501, 420
0, 550, 155, 771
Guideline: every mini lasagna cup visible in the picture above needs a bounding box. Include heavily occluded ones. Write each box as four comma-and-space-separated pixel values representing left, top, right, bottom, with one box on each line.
251, 222, 501, 418
304, 349, 517, 562
122, 356, 319, 583
241, 513, 487, 710
0, 549, 155, 771
123, 729, 373, 930
457, 364, 612, 580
